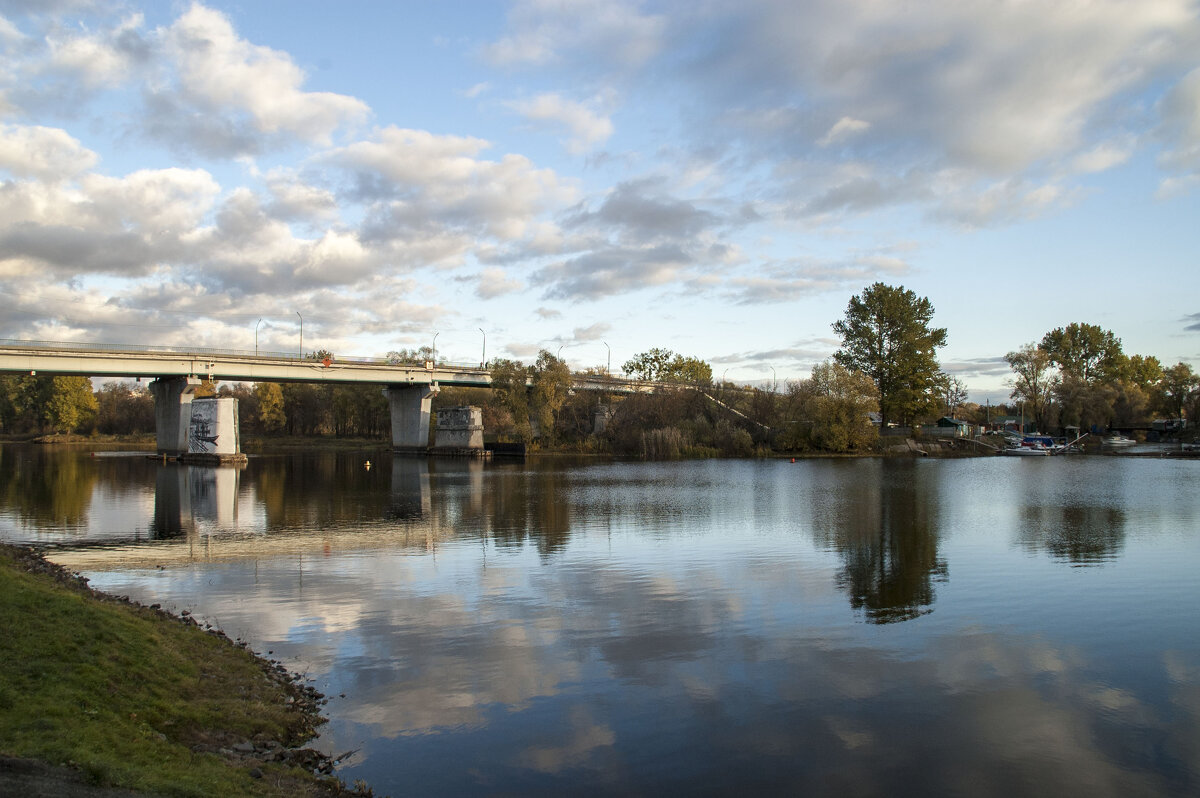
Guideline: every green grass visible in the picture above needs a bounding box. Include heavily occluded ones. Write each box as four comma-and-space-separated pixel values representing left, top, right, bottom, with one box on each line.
0, 544, 348, 796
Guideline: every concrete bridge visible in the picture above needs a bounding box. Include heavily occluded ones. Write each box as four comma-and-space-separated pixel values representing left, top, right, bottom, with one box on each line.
0, 340, 646, 455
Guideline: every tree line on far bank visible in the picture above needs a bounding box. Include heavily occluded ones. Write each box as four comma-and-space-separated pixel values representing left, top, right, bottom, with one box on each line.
3, 282, 1198, 456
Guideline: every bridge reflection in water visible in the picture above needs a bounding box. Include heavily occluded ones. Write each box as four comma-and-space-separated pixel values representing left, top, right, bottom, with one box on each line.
69, 455, 489, 571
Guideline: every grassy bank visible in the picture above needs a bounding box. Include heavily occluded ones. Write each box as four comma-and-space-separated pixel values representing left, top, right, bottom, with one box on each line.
0, 543, 370, 797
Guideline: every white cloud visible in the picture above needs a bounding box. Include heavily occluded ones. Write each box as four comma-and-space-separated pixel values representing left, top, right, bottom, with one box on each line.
484, 0, 665, 68
80, 167, 220, 232
327, 126, 576, 243
476, 266, 524, 299
511, 0, 1200, 224
724, 253, 914, 305
1070, 140, 1133, 174
572, 322, 611, 341
0, 124, 97, 180
45, 13, 147, 89
263, 172, 338, 223
1157, 66, 1200, 179
509, 92, 614, 154
0, 13, 25, 46
1156, 173, 1200, 199
931, 177, 1070, 229
156, 3, 368, 148
818, 116, 870, 147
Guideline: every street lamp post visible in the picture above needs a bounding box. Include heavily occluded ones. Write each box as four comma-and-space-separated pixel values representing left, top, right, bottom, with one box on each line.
432, 332, 439, 366
770, 366, 777, 393
295, 311, 303, 359
603, 341, 611, 375
479, 328, 486, 368
255, 318, 263, 356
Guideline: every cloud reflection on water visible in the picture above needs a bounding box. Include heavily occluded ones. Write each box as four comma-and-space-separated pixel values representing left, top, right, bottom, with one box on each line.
14, 450, 1200, 795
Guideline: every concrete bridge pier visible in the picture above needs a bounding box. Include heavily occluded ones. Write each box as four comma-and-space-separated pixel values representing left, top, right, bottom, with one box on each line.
386, 384, 435, 450
149, 377, 200, 456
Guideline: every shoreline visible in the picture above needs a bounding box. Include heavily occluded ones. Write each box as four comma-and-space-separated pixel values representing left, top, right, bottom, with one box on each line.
0, 542, 376, 798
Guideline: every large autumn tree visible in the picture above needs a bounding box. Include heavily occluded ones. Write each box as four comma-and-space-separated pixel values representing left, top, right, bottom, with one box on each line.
1039, 323, 1123, 384
832, 283, 947, 428
1005, 343, 1057, 431
1159, 362, 1199, 421
1038, 322, 1124, 431
622, 348, 712, 385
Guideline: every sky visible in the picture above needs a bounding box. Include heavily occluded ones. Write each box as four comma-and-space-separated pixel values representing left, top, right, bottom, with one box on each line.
2, 0, 1200, 402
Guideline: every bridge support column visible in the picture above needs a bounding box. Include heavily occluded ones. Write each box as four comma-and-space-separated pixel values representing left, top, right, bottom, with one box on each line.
386, 384, 435, 450
149, 377, 200, 456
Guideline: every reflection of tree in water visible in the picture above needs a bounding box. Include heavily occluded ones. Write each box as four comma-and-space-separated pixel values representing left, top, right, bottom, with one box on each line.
1017, 504, 1126, 565
817, 461, 947, 624
486, 466, 571, 556
0, 446, 98, 530
245, 453, 399, 529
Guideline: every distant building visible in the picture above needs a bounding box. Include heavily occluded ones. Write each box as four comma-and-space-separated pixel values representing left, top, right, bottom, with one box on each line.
925, 417, 974, 438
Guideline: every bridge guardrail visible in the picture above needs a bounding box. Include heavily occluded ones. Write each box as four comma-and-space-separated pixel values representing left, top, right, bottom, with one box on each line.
0, 339, 487, 369
0, 339, 651, 384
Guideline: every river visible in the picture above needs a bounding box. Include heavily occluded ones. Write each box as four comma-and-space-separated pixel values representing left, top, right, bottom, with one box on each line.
2, 444, 1198, 796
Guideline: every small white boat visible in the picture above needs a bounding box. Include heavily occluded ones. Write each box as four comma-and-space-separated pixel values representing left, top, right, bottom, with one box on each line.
1102, 434, 1137, 448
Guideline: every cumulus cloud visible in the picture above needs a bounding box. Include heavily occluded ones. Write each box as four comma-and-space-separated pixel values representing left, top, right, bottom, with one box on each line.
0, 124, 97, 180
484, 0, 665, 69
508, 92, 614, 153
475, 267, 524, 299
150, 3, 368, 154
0, 224, 154, 278
44, 12, 149, 89
79, 167, 220, 231
535, 244, 691, 301
262, 172, 338, 223
572, 322, 610, 341
497, 0, 1200, 223
0, 164, 220, 282
525, 178, 745, 301
327, 126, 576, 249
566, 179, 720, 243
181, 189, 383, 295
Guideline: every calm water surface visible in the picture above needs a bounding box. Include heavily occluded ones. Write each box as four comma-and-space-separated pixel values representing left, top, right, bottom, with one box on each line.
2, 445, 1198, 797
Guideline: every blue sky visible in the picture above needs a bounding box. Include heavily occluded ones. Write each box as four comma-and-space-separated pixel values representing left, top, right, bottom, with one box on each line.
2, 0, 1199, 402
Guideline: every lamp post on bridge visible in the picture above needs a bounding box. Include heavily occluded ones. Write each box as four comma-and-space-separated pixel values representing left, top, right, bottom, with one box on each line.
432, 332, 439, 366
603, 341, 611, 375
479, 328, 486, 368
255, 318, 263, 356
295, 311, 303, 359
770, 366, 777, 393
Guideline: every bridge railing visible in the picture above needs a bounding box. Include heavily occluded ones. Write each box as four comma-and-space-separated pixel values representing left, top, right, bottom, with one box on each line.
0, 338, 645, 383
0, 339, 487, 370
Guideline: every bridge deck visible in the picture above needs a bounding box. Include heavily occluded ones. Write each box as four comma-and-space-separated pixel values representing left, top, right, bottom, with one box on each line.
0, 340, 644, 393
